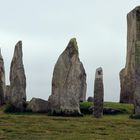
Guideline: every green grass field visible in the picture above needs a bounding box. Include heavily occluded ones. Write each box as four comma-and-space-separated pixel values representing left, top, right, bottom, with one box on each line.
0, 102, 140, 140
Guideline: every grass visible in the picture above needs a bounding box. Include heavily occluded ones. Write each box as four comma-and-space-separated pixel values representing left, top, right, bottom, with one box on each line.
80, 101, 134, 114
0, 102, 139, 140
104, 102, 134, 114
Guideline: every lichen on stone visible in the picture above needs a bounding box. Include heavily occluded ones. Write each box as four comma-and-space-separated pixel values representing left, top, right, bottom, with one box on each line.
69, 38, 78, 51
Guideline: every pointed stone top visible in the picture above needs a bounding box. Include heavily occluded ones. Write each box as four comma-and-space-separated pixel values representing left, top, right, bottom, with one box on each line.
13, 41, 23, 60
68, 38, 78, 50
16, 41, 22, 47
65, 38, 79, 57
15, 41, 23, 51
95, 67, 103, 79
15, 41, 22, 53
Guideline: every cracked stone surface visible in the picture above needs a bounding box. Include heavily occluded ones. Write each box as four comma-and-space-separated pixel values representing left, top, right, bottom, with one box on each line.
48, 38, 87, 116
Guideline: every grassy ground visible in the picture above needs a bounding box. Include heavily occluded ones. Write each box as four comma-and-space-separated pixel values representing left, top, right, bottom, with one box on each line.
0, 102, 140, 140
80, 102, 134, 114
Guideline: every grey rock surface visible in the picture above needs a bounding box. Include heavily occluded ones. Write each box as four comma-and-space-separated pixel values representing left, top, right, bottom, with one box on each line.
132, 7, 140, 116
0, 49, 6, 105
93, 67, 104, 118
10, 41, 26, 111
120, 6, 139, 104
119, 6, 140, 116
27, 98, 50, 113
48, 38, 87, 116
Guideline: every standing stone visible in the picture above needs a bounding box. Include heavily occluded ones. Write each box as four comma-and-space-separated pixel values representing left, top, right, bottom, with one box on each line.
0, 49, 6, 105
120, 7, 140, 103
10, 41, 26, 111
133, 7, 140, 116
93, 67, 104, 118
48, 38, 87, 116
120, 6, 140, 104
120, 6, 140, 116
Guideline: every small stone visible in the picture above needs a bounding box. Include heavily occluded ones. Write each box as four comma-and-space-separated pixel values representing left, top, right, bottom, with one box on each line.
27, 98, 50, 113
103, 108, 122, 115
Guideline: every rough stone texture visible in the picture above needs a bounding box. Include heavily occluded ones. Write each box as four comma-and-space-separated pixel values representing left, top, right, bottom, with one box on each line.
133, 7, 140, 116
87, 96, 94, 102
48, 38, 87, 116
4, 85, 10, 103
27, 98, 50, 113
120, 6, 140, 104
120, 6, 140, 116
0, 49, 6, 105
93, 67, 104, 118
10, 41, 26, 111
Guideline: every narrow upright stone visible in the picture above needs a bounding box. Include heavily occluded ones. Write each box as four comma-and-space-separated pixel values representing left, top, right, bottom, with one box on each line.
0, 49, 6, 105
10, 41, 26, 111
48, 38, 87, 116
93, 67, 104, 118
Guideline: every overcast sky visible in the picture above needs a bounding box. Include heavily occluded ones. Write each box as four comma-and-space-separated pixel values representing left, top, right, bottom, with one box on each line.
0, 0, 140, 102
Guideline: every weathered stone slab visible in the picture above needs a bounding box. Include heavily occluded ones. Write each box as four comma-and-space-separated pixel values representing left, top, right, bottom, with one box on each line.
93, 67, 104, 118
27, 98, 50, 113
48, 38, 87, 116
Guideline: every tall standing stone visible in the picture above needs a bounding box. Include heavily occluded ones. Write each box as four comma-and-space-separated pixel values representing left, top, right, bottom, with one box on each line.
133, 7, 140, 116
93, 67, 104, 118
10, 41, 26, 111
120, 6, 140, 104
0, 49, 6, 105
48, 38, 87, 116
